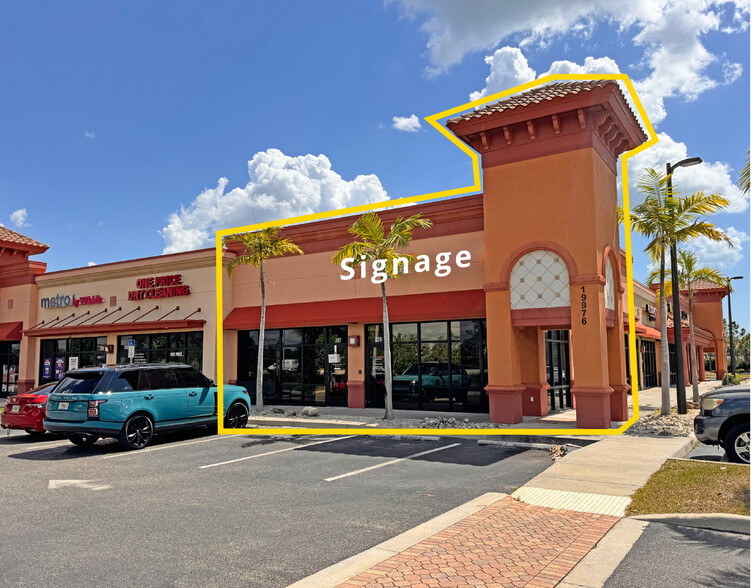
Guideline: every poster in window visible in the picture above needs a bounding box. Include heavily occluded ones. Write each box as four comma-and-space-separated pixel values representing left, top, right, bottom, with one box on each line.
54, 358, 65, 380
69, 356, 79, 370
43, 358, 52, 379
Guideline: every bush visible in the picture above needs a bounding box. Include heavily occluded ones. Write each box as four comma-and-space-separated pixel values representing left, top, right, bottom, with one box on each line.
722, 372, 743, 386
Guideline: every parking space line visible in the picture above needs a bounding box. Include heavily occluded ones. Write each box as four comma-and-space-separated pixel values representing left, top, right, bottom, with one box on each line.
2, 440, 72, 452
199, 435, 356, 469
324, 443, 462, 482
102, 434, 237, 459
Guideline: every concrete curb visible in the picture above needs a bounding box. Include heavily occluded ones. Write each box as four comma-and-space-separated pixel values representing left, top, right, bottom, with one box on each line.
285, 492, 507, 588
247, 417, 378, 429
629, 513, 751, 535
477, 439, 580, 452
558, 518, 649, 588
669, 436, 697, 459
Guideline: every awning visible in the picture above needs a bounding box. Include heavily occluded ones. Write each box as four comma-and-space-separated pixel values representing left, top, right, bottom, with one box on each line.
23, 319, 205, 338
225, 290, 487, 330
0, 321, 23, 340
624, 321, 660, 340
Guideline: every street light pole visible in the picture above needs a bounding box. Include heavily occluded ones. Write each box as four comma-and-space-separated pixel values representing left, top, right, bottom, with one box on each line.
666, 157, 702, 414
727, 276, 744, 376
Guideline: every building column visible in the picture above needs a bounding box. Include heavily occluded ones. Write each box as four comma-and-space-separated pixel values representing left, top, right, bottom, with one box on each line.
486, 289, 524, 424
683, 342, 691, 384
519, 327, 549, 417
697, 345, 706, 382
17, 336, 38, 393
347, 323, 366, 408
714, 338, 727, 379
570, 281, 612, 428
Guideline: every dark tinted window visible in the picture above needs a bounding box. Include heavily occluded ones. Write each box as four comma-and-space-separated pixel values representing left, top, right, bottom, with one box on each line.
176, 368, 208, 388
110, 371, 140, 392
54, 373, 103, 395
142, 368, 179, 390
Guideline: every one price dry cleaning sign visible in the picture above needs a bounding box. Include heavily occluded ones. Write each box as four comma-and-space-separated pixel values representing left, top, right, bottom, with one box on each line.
127, 274, 191, 301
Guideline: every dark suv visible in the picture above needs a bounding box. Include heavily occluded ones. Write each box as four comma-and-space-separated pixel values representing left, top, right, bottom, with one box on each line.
44, 364, 250, 450
694, 385, 750, 463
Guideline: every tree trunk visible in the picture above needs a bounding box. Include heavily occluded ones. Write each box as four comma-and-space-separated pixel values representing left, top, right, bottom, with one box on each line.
381, 281, 393, 420
256, 259, 266, 411
659, 248, 671, 416
688, 288, 700, 404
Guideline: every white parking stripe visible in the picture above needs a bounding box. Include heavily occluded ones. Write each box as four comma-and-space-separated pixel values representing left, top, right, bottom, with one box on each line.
324, 443, 461, 482
103, 434, 237, 459
199, 435, 356, 469
3, 440, 72, 452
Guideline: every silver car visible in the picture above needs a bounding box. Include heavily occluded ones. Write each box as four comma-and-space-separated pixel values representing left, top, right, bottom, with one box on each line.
694, 385, 750, 463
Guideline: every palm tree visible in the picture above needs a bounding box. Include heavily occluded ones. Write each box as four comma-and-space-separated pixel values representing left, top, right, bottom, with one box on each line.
332, 212, 432, 419
225, 228, 303, 410
623, 168, 730, 415
648, 250, 727, 404
738, 150, 750, 195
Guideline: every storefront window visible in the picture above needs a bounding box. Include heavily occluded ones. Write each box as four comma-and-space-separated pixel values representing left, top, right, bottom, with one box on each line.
39, 336, 107, 384
366, 319, 488, 413
237, 326, 348, 406
0, 341, 20, 396
116, 332, 203, 371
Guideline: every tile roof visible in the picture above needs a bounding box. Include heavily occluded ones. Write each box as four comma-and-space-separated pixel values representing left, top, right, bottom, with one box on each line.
0, 226, 48, 250
448, 80, 618, 124
690, 279, 727, 291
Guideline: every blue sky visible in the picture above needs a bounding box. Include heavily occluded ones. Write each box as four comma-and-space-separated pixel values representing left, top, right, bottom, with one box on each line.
1, 1, 749, 329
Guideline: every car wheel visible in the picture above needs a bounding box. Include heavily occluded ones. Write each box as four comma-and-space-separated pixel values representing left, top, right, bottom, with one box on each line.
118, 414, 154, 450
25, 429, 46, 436
68, 433, 99, 446
724, 423, 750, 464
224, 402, 249, 429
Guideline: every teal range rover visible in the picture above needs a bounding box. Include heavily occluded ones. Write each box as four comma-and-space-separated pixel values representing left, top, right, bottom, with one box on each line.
44, 364, 250, 450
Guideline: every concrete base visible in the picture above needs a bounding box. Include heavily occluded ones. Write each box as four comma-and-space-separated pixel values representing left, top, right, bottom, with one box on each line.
487, 385, 524, 424
347, 381, 365, 409
609, 384, 630, 421
572, 386, 613, 429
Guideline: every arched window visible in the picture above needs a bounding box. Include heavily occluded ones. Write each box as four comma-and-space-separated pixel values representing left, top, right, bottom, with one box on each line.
605, 258, 615, 311
510, 250, 570, 310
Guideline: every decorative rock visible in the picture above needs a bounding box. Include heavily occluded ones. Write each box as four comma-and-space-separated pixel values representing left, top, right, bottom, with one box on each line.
301, 406, 319, 417
272, 407, 285, 414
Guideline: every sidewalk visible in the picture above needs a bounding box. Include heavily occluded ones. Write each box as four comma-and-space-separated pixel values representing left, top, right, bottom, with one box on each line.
290, 435, 693, 588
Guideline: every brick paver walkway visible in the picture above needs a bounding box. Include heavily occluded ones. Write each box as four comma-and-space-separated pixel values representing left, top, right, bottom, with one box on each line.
337, 496, 618, 588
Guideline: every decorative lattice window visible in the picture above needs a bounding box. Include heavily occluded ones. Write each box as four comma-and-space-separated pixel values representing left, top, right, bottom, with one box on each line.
510, 250, 570, 310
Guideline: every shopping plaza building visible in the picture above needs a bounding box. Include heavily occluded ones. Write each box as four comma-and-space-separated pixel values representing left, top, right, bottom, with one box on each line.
0, 81, 729, 428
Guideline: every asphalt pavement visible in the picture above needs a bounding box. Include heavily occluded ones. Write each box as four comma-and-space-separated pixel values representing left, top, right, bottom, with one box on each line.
604, 521, 750, 588
0, 428, 552, 588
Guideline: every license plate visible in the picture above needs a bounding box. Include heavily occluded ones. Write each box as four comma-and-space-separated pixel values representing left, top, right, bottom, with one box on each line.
10, 405, 20, 413
58, 402, 69, 410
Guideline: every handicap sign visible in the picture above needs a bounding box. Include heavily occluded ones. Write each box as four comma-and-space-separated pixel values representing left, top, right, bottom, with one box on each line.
128, 339, 135, 359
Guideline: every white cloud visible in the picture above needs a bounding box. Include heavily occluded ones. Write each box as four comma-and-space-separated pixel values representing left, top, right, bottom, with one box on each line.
469, 50, 621, 101
161, 149, 389, 254
394, 0, 747, 124
392, 114, 422, 132
84, 131, 96, 139
87, 261, 97, 266
10, 208, 28, 228
469, 47, 537, 101
627, 132, 749, 213
689, 226, 748, 269
722, 59, 743, 84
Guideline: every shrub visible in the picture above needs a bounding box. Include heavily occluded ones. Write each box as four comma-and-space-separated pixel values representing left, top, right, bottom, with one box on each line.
722, 372, 743, 386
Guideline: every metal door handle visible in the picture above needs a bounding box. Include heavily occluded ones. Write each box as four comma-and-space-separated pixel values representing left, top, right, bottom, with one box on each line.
144, 394, 154, 400
188, 391, 198, 397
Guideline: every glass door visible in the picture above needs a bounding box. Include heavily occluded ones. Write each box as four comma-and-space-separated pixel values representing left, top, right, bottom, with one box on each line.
545, 330, 571, 411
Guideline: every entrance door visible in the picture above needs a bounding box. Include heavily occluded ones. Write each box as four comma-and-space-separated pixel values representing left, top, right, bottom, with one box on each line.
545, 330, 571, 411
325, 344, 347, 406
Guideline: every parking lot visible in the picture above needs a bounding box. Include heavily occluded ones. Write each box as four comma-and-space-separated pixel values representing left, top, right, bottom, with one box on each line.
0, 428, 552, 587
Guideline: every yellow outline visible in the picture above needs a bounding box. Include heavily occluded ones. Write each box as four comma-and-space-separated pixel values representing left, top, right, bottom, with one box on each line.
215, 73, 658, 437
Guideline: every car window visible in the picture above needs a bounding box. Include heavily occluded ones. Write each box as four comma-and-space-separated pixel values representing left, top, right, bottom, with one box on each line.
110, 371, 140, 392
176, 368, 208, 388
403, 364, 420, 376
141, 368, 179, 390
53, 373, 103, 395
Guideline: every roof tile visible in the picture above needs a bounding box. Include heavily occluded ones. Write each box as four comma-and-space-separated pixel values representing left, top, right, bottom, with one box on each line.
0, 226, 48, 250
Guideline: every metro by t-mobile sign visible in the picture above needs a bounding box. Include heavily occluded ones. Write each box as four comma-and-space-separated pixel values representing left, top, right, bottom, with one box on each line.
127, 274, 191, 301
